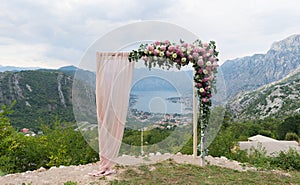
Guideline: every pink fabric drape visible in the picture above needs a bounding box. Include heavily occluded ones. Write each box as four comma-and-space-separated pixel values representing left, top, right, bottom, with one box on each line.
96, 52, 135, 171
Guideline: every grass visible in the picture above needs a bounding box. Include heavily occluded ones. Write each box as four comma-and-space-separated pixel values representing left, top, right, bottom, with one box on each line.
109, 159, 300, 185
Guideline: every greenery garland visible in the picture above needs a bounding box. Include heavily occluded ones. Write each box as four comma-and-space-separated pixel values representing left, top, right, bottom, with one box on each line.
129, 39, 219, 154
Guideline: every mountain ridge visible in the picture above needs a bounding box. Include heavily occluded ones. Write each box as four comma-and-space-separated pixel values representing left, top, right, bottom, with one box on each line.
221, 34, 300, 98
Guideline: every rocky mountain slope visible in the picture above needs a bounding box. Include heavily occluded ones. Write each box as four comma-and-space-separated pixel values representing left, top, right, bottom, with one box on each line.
221, 34, 300, 98
0, 69, 74, 131
227, 68, 300, 120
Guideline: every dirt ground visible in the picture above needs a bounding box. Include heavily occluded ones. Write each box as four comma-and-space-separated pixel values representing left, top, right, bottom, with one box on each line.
0, 153, 257, 185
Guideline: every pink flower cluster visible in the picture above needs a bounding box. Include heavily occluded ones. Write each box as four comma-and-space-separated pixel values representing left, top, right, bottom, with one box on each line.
131, 40, 219, 104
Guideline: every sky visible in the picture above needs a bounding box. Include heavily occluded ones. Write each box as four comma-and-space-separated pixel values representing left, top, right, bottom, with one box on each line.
1, 0, 300, 69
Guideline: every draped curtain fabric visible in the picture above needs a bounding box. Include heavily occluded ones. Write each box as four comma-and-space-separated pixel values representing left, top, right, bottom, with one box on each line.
96, 52, 135, 171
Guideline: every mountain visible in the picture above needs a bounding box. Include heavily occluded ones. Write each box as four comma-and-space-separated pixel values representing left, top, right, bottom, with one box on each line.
0, 66, 195, 131
0, 69, 74, 131
221, 34, 300, 98
0, 65, 40, 72
227, 68, 300, 120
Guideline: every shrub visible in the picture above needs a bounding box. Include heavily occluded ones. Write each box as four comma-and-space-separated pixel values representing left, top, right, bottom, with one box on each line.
270, 148, 300, 170
285, 132, 299, 142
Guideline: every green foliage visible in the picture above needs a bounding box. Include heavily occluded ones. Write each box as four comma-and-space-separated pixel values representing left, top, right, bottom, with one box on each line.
278, 115, 300, 139
208, 129, 236, 157
41, 120, 99, 167
0, 106, 98, 174
285, 132, 299, 141
270, 148, 300, 170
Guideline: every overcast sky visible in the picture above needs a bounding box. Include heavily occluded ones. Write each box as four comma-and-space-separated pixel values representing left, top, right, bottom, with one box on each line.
1, 0, 300, 69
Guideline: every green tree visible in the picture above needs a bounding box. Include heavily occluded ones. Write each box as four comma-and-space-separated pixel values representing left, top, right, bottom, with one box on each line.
277, 115, 300, 139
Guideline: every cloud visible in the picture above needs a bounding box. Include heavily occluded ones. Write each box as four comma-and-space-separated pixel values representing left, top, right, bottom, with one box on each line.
0, 0, 300, 68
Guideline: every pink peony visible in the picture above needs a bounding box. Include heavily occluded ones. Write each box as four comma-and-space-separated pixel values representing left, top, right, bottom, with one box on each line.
198, 69, 203, 74
197, 59, 204, 66
209, 57, 215, 62
192, 52, 199, 59
193, 47, 200, 53
197, 83, 202, 87
200, 48, 206, 53
164, 40, 170, 45
209, 49, 214, 55
188, 55, 193, 60
160, 46, 166, 51
202, 78, 208, 82
183, 42, 188, 48
203, 43, 209, 47
154, 41, 160, 46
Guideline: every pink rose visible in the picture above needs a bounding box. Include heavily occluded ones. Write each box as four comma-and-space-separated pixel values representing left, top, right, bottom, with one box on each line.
206, 66, 212, 72
209, 49, 214, 55
198, 69, 203, 74
164, 40, 170, 45
183, 43, 188, 48
197, 83, 202, 87
168, 45, 174, 52
147, 45, 153, 51
188, 55, 193, 60
212, 62, 218, 67
154, 41, 160, 46
166, 51, 171, 57
203, 78, 208, 82
142, 56, 148, 61
203, 43, 209, 47
209, 57, 215, 62
202, 98, 209, 103
153, 49, 159, 56
160, 46, 166, 51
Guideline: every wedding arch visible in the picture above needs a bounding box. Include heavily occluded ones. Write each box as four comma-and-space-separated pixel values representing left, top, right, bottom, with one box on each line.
95, 39, 219, 170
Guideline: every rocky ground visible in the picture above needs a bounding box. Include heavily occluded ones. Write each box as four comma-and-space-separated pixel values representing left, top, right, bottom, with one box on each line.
0, 153, 261, 185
